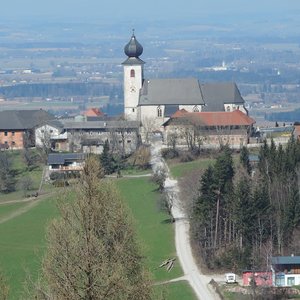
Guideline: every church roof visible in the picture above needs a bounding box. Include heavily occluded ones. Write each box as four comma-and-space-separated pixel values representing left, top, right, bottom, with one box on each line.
201, 82, 244, 111
139, 78, 205, 106
138, 79, 244, 110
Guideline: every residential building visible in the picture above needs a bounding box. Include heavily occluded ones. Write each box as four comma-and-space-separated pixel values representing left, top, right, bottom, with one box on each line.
47, 153, 86, 172
0, 110, 53, 149
272, 256, 300, 287
163, 109, 255, 149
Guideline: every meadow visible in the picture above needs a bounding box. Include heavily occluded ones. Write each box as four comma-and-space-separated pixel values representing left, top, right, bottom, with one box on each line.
0, 160, 197, 299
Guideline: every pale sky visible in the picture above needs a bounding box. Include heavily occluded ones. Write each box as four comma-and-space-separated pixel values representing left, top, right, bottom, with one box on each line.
1, 0, 300, 22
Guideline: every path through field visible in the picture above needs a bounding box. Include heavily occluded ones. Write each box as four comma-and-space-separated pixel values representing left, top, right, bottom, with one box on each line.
150, 139, 220, 300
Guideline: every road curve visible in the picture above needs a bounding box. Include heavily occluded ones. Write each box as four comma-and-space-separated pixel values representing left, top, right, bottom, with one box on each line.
151, 140, 220, 300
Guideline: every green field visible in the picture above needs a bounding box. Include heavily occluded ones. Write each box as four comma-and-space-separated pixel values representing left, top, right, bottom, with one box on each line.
0, 202, 28, 219
0, 195, 58, 299
169, 157, 216, 178
117, 177, 183, 282
0, 173, 196, 299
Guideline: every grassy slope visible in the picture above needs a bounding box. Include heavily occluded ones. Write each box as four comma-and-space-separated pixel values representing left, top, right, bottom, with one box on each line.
0, 165, 196, 299
0, 196, 58, 300
170, 158, 216, 178
0, 202, 28, 218
117, 177, 182, 282
117, 177, 197, 299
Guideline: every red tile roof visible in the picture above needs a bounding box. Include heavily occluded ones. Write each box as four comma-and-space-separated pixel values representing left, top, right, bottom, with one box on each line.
170, 109, 255, 126
83, 108, 104, 117
171, 109, 188, 118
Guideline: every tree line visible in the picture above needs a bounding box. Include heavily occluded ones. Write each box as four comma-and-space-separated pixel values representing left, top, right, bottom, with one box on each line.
0, 82, 122, 98
190, 138, 300, 271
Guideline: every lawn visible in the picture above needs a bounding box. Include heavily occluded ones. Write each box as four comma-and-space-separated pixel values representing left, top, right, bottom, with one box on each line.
157, 281, 198, 300
169, 157, 216, 178
0, 202, 28, 219
0, 174, 196, 299
0, 195, 58, 300
117, 177, 183, 282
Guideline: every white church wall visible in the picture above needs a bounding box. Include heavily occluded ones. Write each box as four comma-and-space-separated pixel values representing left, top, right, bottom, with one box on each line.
224, 103, 247, 114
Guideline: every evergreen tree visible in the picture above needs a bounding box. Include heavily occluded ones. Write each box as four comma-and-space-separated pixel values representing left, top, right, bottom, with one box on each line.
234, 175, 253, 246
32, 156, 151, 299
100, 140, 115, 175
240, 146, 251, 175
192, 166, 217, 249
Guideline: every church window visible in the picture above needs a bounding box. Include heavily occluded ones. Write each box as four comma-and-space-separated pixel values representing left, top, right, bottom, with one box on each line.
193, 106, 199, 112
157, 106, 162, 117
226, 106, 231, 112
130, 69, 135, 77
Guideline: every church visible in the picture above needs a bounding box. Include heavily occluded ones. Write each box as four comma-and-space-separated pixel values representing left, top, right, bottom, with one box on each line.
122, 32, 248, 133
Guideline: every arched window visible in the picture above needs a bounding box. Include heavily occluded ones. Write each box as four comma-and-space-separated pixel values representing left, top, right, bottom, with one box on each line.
157, 106, 162, 117
226, 106, 231, 112
193, 105, 199, 112
130, 69, 135, 78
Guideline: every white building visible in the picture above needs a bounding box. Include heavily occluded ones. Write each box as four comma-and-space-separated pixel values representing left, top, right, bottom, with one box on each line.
122, 32, 247, 134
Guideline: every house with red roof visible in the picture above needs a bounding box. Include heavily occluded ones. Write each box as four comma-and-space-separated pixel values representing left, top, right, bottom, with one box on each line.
82, 108, 104, 117
163, 109, 255, 149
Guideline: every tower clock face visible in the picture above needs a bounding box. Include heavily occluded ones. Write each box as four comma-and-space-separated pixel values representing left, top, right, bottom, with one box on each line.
130, 86, 136, 93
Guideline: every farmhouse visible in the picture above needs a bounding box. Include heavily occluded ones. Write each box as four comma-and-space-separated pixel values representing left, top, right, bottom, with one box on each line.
163, 109, 255, 149
0, 110, 53, 149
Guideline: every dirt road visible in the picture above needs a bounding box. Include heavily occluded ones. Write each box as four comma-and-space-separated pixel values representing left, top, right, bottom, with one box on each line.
151, 140, 220, 300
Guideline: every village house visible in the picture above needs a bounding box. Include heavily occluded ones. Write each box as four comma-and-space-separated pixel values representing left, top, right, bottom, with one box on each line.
47, 153, 86, 173
0, 110, 53, 149
272, 256, 300, 287
162, 109, 255, 149
37, 118, 140, 155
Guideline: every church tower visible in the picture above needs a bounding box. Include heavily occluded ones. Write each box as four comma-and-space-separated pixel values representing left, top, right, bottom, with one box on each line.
122, 31, 144, 121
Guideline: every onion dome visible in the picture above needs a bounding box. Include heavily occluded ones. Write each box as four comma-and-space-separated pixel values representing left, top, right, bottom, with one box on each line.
124, 30, 143, 58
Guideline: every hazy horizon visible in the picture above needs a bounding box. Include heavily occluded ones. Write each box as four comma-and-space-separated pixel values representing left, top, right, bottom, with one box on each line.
1, 0, 300, 23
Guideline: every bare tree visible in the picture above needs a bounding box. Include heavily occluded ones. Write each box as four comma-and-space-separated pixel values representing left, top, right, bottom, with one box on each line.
142, 117, 157, 144
29, 156, 151, 300
0, 270, 9, 300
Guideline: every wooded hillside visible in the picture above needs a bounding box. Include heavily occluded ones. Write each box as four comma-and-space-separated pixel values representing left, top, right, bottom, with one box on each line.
190, 138, 300, 271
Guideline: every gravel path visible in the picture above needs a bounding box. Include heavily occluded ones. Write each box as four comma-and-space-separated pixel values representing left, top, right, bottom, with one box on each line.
150, 140, 220, 300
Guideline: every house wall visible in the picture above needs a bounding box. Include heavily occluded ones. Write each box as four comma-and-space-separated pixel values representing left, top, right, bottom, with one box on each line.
284, 274, 300, 286
243, 272, 272, 286
67, 129, 138, 155
164, 125, 250, 149
35, 125, 61, 148
0, 130, 24, 149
